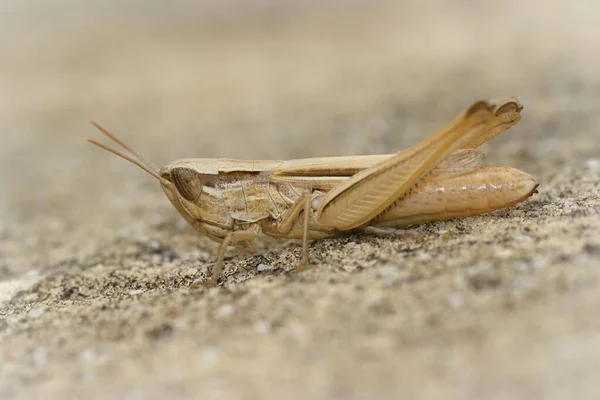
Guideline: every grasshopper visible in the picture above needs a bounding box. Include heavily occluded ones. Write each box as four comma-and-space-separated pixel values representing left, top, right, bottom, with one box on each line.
87, 98, 537, 287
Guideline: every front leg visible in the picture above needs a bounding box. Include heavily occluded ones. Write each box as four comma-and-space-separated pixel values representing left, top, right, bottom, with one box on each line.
263, 191, 313, 272
191, 225, 259, 288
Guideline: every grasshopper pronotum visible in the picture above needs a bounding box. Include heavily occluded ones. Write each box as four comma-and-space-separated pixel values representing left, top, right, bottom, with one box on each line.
87, 98, 537, 287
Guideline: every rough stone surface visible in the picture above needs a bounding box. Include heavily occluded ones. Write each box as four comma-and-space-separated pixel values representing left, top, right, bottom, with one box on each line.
1, 1, 599, 399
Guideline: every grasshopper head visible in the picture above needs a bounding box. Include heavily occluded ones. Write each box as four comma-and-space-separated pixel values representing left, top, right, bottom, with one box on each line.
158, 161, 226, 230
158, 159, 219, 204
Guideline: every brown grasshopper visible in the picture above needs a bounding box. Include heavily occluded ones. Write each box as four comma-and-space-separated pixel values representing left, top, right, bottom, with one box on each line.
87, 98, 537, 287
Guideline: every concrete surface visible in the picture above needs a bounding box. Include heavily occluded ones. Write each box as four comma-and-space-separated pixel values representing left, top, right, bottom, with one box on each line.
1, 1, 599, 399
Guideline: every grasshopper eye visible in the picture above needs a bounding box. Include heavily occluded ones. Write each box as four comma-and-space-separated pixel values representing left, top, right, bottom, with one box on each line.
171, 167, 203, 201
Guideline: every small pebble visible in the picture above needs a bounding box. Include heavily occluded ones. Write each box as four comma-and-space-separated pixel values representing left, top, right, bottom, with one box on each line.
448, 292, 465, 309
365, 292, 384, 309
129, 289, 144, 296
254, 320, 271, 334
585, 158, 600, 172
515, 235, 533, 243
365, 259, 379, 268
147, 239, 160, 250
256, 263, 271, 272
492, 245, 513, 258
214, 304, 234, 319
191, 278, 203, 287
186, 268, 198, 276
513, 260, 532, 272
288, 322, 307, 341
149, 213, 165, 227
29, 308, 45, 318
376, 264, 406, 287
416, 252, 432, 262
342, 264, 358, 273
201, 346, 221, 363
25, 269, 39, 278
533, 257, 549, 270
79, 348, 113, 364
32, 347, 48, 366
466, 261, 493, 275
80, 348, 97, 361
350, 248, 365, 258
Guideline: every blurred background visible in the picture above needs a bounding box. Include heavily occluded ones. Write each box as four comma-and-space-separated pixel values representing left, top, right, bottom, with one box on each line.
1, 1, 600, 398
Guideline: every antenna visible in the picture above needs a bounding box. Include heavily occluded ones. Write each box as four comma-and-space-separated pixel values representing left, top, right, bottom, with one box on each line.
86, 121, 169, 185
